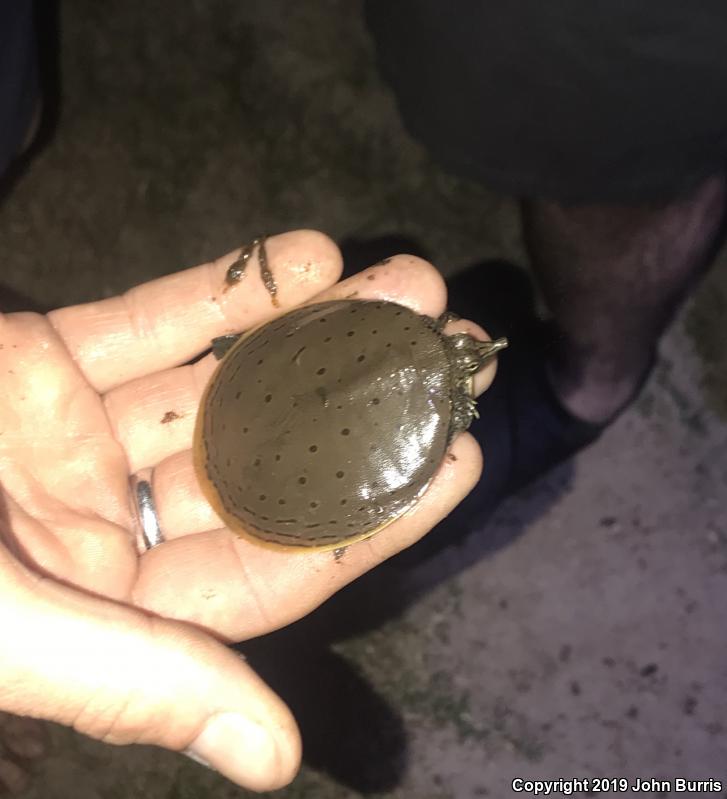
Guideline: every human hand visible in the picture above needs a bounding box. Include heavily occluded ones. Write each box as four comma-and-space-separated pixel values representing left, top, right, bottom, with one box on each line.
0, 230, 497, 791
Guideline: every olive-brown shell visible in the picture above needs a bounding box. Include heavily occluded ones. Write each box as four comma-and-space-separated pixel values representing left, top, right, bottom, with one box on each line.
194, 299, 454, 549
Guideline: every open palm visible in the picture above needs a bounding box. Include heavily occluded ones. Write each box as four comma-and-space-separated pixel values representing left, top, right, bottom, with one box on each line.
0, 230, 495, 791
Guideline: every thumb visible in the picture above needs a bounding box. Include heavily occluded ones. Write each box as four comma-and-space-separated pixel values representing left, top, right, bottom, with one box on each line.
0, 557, 301, 792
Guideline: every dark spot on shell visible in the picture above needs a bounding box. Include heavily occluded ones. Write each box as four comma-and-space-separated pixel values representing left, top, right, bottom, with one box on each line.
316, 367, 326, 375
340, 498, 347, 505
243, 427, 248, 433
336, 404, 343, 410
404, 326, 410, 331
371, 398, 380, 405
299, 476, 307, 485
278, 499, 286, 505
357, 355, 365, 362
319, 317, 327, 323
257, 359, 264, 365
306, 523, 321, 529
324, 336, 332, 342
235, 390, 242, 399
310, 501, 319, 508
265, 394, 272, 402
259, 494, 266, 501
347, 331, 355, 337
341, 428, 350, 436
447, 452, 458, 462
386, 342, 392, 348
254, 458, 261, 466
367, 274, 376, 281
372, 329, 378, 334
275, 454, 281, 461
336, 471, 345, 478
410, 340, 417, 346
309, 445, 318, 452
161, 410, 181, 424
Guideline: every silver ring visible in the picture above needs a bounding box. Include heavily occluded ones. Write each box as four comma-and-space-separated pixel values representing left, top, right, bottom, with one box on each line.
130, 472, 165, 551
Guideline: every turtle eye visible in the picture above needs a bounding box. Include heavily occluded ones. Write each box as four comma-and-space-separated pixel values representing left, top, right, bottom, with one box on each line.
449, 334, 470, 350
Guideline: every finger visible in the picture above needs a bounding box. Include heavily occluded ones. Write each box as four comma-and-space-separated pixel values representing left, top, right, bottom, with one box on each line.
0, 559, 301, 792
103, 356, 216, 475
132, 432, 482, 641
312, 252, 447, 315
148, 450, 222, 538
105, 254, 448, 473
47, 230, 343, 394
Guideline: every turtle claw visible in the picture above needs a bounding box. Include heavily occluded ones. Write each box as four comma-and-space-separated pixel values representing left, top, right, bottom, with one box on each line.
211, 334, 243, 360
434, 310, 461, 331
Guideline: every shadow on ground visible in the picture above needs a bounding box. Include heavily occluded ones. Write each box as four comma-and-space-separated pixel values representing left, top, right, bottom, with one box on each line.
237, 476, 572, 793
235, 245, 574, 794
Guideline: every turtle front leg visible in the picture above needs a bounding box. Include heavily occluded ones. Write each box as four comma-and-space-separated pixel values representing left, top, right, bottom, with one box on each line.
450, 388, 480, 436
434, 310, 461, 332
211, 334, 243, 360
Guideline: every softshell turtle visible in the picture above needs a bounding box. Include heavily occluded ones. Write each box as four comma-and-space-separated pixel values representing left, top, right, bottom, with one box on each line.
194, 298, 507, 550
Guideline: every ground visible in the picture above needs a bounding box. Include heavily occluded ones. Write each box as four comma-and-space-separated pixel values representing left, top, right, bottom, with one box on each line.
1, 1, 725, 797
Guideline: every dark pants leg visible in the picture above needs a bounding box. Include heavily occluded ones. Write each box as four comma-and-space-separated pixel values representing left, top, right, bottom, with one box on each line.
0, 2, 39, 178
522, 173, 727, 423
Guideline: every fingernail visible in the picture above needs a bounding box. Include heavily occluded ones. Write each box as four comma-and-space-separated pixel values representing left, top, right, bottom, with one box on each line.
187, 713, 278, 786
